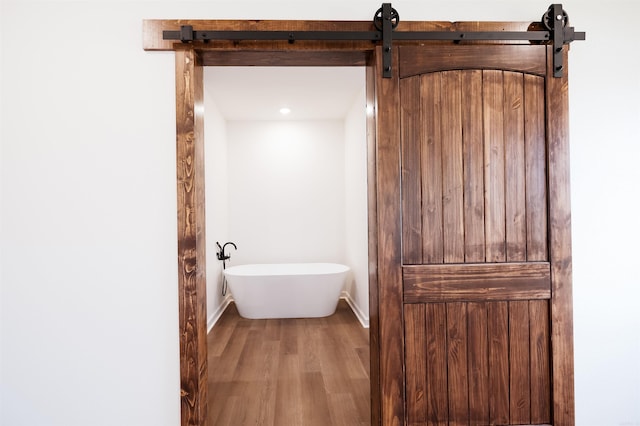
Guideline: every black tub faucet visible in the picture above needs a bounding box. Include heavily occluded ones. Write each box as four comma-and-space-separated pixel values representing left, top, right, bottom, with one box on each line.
216, 241, 237, 261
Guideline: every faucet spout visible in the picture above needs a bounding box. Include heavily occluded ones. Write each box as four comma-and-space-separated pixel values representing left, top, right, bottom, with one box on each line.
216, 241, 237, 261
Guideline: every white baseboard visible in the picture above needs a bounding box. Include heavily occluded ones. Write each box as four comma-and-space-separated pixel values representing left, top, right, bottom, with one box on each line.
207, 296, 233, 333
341, 291, 369, 328
209, 293, 368, 331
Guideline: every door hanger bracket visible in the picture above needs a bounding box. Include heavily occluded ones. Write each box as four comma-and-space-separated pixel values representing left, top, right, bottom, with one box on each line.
373, 4, 399, 78
543, 4, 580, 77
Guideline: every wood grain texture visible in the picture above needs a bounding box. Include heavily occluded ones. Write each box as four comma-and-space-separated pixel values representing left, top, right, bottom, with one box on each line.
509, 301, 532, 423
524, 73, 549, 261
504, 71, 527, 262
400, 45, 546, 78
404, 300, 553, 425
425, 303, 448, 425
403, 262, 551, 303
483, 70, 507, 262
396, 46, 567, 424
175, 47, 208, 426
401, 76, 423, 264
421, 73, 444, 264
199, 50, 367, 66
530, 300, 552, 423
446, 303, 469, 425
461, 70, 486, 263
546, 45, 575, 426
488, 301, 509, 425
374, 45, 404, 426
440, 71, 465, 263
467, 302, 489, 425
401, 68, 549, 267
404, 304, 427, 426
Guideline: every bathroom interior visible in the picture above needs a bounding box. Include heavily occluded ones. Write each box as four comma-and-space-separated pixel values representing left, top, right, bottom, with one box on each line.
202, 66, 371, 424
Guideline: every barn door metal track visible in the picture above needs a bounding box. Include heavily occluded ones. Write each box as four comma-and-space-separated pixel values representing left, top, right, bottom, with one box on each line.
163, 3, 585, 78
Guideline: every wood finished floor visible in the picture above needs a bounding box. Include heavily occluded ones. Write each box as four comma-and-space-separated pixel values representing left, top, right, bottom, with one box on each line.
207, 299, 370, 426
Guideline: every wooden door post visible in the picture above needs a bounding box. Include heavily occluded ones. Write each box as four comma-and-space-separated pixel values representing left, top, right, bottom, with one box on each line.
175, 46, 208, 426
546, 45, 576, 426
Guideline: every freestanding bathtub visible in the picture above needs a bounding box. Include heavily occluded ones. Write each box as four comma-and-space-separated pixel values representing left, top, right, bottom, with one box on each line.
223, 263, 350, 319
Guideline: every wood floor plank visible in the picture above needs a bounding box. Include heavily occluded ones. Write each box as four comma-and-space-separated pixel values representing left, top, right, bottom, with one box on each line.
275, 379, 303, 426
328, 393, 369, 426
301, 371, 333, 426
276, 354, 303, 426
207, 300, 370, 425
207, 316, 250, 383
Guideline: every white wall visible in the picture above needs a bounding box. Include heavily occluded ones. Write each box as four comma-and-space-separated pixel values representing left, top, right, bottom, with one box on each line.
1, 3, 181, 425
203, 86, 231, 330
227, 120, 346, 265
1, 1, 639, 425
566, 4, 640, 423
344, 86, 370, 326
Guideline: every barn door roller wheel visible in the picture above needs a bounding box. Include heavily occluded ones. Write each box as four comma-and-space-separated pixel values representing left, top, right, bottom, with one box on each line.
542, 5, 569, 30
373, 5, 399, 31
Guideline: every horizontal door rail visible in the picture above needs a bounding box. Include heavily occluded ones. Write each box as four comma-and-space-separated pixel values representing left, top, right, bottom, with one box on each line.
162, 3, 584, 78
163, 29, 556, 43
403, 262, 551, 303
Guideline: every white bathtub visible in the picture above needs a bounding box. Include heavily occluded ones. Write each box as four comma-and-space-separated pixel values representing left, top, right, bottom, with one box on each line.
223, 263, 349, 319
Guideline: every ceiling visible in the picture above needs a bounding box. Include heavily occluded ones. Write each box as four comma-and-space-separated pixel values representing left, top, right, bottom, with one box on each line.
204, 66, 365, 121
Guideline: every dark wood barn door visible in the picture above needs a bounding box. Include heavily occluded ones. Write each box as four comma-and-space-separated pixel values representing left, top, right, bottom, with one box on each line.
371, 43, 574, 425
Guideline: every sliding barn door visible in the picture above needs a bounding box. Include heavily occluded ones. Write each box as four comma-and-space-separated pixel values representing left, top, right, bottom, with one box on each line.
371, 43, 574, 425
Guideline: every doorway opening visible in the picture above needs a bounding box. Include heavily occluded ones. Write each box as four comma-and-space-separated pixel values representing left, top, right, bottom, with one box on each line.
202, 66, 371, 424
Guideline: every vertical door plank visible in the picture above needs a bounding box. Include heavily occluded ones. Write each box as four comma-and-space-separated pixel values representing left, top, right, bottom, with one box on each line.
503, 72, 527, 262
426, 303, 448, 425
405, 304, 427, 426
175, 47, 208, 426
374, 46, 405, 426
509, 301, 531, 423
524, 74, 548, 261
546, 45, 575, 426
462, 70, 486, 263
421, 73, 444, 264
467, 302, 489, 425
440, 71, 465, 263
482, 70, 506, 262
446, 302, 469, 425
530, 300, 551, 423
488, 301, 509, 424
401, 77, 423, 264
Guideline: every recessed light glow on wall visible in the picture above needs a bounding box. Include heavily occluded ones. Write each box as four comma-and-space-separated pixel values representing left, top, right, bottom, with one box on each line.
279, 107, 291, 115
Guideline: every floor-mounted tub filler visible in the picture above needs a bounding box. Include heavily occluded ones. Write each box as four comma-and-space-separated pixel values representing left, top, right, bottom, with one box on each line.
223, 263, 350, 319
